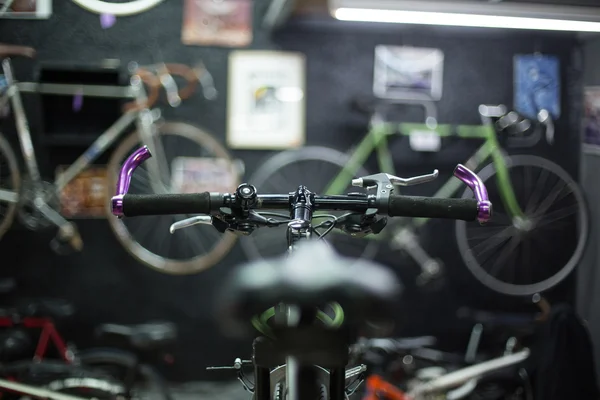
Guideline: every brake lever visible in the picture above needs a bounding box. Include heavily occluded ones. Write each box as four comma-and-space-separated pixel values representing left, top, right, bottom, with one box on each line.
352, 170, 439, 189
170, 216, 212, 233
351, 165, 491, 224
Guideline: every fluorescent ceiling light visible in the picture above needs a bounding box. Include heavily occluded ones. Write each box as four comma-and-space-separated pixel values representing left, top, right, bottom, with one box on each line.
334, 8, 600, 32
329, 0, 600, 33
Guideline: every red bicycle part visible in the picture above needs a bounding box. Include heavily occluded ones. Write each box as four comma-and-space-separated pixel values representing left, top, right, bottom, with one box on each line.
0, 317, 70, 362
364, 375, 411, 400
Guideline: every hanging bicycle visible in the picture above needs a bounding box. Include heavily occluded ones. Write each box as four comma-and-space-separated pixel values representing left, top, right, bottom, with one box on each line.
242, 100, 587, 295
0, 44, 241, 274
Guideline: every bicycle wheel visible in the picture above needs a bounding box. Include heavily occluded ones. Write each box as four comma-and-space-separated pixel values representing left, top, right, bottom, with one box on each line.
240, 146, 379, 261
455, 155, 588, 296
107, 122, 240, 274
0, 133, 20, 240
78, 348, 172, 400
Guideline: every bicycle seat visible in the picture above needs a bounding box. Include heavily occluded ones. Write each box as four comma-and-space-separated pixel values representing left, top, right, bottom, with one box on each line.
217, 241, 402, 337
95, 322, 177, 351
17, 299, 75, 319
0, 44, 35, 59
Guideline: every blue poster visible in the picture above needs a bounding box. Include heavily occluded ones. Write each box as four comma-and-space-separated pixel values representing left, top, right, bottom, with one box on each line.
514, 55, 560, 120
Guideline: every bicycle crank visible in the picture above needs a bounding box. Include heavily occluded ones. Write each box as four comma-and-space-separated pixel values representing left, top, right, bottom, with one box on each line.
391, 227, 445, 287
18, 179, 83, 254
17, 180, 59, 230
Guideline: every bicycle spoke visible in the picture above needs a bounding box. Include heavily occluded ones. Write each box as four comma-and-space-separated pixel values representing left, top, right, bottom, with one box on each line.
128, 217, 155, 247
524, 166, 533, 206
534, 204, 578, 230
486, 211, 513, 226
182, 223, 208, 255
153, 217, 172, 256
269, 172, 293, 193
466, 225, 510, 241
477, 238, 508, 268
470, 226, 516, 257
131, 167, 151, 191
506, 242, 520, 284
487, 235, 523, 278
524, 167, 549, 214
531, 178, 567, 218
522, 236, 531, 284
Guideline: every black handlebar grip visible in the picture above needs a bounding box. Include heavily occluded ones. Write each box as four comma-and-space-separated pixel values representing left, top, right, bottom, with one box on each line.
122, 193, 212, 217
388, 196, 479, 221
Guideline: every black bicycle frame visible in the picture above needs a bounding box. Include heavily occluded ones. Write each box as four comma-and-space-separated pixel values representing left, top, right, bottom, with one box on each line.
253, 185, 348, 400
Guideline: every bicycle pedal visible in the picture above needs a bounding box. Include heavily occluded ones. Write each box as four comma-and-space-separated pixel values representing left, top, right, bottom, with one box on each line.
416, 262, 445, 288
50, 225, 84, 255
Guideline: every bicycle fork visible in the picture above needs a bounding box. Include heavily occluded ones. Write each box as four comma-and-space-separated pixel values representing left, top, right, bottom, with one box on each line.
2, 59, 82, 253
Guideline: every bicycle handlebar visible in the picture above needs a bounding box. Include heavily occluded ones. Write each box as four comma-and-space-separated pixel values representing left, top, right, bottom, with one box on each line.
111, 146, 492, 228
115, 192, 480, 221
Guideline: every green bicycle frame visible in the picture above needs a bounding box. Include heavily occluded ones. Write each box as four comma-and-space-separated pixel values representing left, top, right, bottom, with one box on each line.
324, 122, 525, 227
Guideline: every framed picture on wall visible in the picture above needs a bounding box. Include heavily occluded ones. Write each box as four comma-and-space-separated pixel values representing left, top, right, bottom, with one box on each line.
373, 45, 444, 101
0, 0, 52, 19
583, 87, 600, 154
227, 51, 306, 150
514, 54, 561, 120
182, 0, 252, 48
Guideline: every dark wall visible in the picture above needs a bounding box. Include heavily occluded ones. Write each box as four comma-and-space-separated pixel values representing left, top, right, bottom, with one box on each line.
578, 37, 600, 383
0, 1, 582, 381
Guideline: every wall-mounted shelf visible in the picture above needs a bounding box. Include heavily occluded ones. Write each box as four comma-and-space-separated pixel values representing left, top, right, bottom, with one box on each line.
34, 61, 129, 147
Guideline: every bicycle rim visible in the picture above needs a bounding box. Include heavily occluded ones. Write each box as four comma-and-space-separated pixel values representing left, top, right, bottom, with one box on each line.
455, 155, 588, 295
240, 146, 378, 261
106, 122, 240, 274
0, 133, 20, 240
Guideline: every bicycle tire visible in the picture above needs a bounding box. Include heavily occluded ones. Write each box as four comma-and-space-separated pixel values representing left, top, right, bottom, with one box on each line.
71, 0, 165, 16
106, 121, 240, 274
0, 133, 20, 241
240, 146, 379, 261
455, 155, 588, 296
77, 348, 172, 400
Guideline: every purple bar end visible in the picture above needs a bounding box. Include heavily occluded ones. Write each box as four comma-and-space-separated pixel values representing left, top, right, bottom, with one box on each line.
453, 164, 492, 224
111, 146, 152, 217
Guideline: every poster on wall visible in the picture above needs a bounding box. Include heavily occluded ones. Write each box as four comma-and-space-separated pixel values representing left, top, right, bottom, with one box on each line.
373, 45, 444, 101
171, 157, 238, 194
182, 0, 252, 48
514, 54, 561, 120
227, 51, 306, 150
583, 87, 600, 154
56, 166, 108, 219
0, 0, 51, 19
